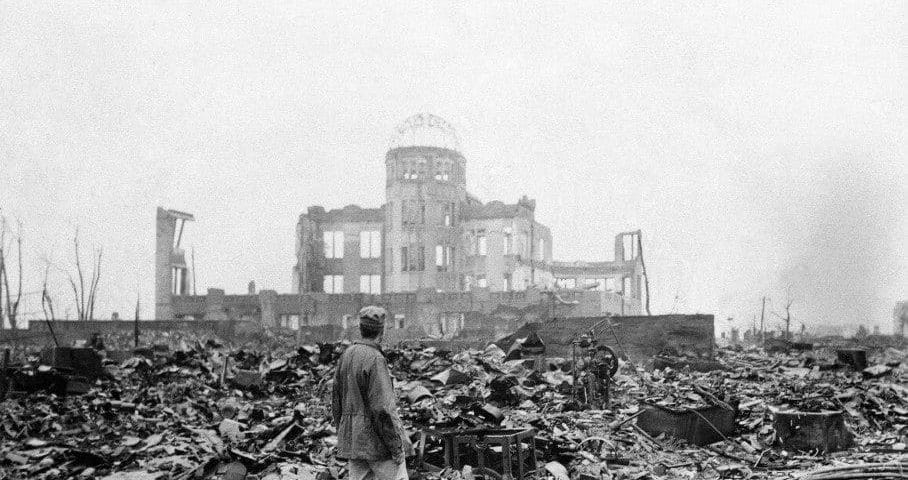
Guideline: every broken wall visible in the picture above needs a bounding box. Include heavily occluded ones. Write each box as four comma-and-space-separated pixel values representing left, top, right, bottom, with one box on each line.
18, 320, 259, 346
514, 314, 715, 361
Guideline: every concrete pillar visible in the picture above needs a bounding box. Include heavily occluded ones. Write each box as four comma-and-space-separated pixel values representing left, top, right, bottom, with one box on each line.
155, 208, 176, 320
155, 207, 194, 320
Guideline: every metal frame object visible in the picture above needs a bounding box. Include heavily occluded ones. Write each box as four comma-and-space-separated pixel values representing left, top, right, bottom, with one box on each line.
571, 331, 619, 409
389, 113, 461, 151
416, 428, 538, 480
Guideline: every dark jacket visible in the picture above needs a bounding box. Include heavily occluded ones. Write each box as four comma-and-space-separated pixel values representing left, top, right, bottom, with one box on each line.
332, 340, 405, 461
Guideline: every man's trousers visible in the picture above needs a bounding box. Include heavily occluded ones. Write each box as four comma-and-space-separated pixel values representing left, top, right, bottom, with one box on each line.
348, 459, 408, 480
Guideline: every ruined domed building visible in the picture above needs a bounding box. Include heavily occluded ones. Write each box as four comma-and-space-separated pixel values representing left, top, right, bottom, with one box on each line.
292, 114, 646, 304
36, 175, 712, 372
151, 115, 714, 348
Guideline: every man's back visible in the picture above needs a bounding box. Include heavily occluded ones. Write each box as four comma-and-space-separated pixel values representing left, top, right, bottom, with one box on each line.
332, 341, 403, 462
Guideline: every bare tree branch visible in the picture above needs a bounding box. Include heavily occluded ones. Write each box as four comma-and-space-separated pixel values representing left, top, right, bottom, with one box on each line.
61, 230, 105, 321
13, 220, 22, 327
0, 244, 5, 330
773, 285, 795, 340
74, 230, 86, 320
0, 253, 3, 332
0, 218, 23, 329
1, 216, 8, 329
41, 263, 59, 346
67, 271, 83, 321
87, 247, 102, 321
1, 258, 11, 327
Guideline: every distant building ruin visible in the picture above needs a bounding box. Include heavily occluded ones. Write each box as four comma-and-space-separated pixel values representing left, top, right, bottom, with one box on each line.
292, 114, 646, 306
154, 207, 194, 320
154, 115, 650, 327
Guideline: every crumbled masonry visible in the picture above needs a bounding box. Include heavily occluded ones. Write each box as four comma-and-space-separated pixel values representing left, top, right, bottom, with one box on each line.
0, 331, 906, 480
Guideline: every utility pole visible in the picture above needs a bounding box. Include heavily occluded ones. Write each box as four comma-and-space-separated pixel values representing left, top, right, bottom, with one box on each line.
134, 295, 140, 349
759, 296, 766, 348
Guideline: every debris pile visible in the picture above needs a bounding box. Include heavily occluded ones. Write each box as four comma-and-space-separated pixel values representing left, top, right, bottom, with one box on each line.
0, 332, 905, 479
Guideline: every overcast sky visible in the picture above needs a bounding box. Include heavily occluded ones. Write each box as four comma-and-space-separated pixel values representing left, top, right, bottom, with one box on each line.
1, 2, 905, 334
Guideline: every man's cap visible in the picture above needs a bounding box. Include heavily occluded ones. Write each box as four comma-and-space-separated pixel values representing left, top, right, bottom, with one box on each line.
358, 305, 387, 329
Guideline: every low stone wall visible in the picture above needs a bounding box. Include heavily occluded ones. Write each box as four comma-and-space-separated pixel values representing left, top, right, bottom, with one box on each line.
6, 319, 256, 346
3, 314, 714, 363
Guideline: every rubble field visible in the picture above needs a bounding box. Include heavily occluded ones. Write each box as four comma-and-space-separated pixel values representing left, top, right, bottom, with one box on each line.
0, 331, 906, 480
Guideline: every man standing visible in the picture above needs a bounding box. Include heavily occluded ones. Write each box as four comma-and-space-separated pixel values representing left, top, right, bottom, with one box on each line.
333, 306, 411, 480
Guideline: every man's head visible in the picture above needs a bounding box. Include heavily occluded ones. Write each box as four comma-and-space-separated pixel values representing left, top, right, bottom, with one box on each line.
358, 305, 387, 341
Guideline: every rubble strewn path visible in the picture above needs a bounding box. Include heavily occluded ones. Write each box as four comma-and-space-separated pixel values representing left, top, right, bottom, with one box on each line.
1, 332, 905, 480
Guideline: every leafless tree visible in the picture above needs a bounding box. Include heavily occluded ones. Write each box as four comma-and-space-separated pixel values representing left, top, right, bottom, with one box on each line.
41, 263, 59, 346
0, 216, 24, 330
772, 285, 795, 341
66, 230, 103, 321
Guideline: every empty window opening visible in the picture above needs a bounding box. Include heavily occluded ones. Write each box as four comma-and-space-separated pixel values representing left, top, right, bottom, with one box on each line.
324, 231, 344, 258
435, 159, 452, 181
622, 234, 638, 261
442, 202, 456, 226
436, 245, 454, 271
323, 275, 344, 293
360, 231, 381, 258
401, 245, 425, 271
360, 274, 381, 294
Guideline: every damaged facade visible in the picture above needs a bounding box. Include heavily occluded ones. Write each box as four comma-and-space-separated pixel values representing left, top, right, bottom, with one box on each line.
292, 114, 645, 305
154, 115, 648, 339
154, 208, 194, 320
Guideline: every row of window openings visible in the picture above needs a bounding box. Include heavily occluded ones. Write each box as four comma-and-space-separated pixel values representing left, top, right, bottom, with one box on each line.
470, 231, 545, 260
399, 201, 456, 227
398, 158, 455, 181
323, 275, 634, 294
323, 231, 381, 259
554, 277, 632, 293
322, 229, 543, 262
324, 272, 527, 293
323, 274, 381, 294
400, 245, 455, 272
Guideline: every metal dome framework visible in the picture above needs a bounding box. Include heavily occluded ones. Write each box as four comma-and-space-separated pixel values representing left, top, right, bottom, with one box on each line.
389, 113, 461, 152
